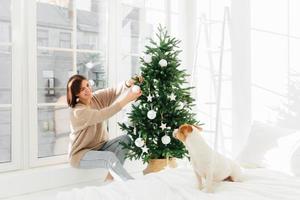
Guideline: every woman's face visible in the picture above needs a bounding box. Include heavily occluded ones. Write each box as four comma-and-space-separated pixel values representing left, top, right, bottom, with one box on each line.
77, 79, 92, 102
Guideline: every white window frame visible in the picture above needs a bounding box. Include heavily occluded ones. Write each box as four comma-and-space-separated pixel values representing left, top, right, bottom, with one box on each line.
0, 0, 189, 171
0, 0, 23, 172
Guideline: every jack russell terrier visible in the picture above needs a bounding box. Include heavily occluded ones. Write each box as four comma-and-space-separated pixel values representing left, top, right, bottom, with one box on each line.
173, 124, 242, 193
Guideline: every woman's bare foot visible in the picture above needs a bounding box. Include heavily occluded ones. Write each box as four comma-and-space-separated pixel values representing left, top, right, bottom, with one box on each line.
104, 172, 114, 182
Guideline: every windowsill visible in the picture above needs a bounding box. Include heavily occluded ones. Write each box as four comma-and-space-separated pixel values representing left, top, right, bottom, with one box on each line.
0, 160, 146, 199
0, 158, 189, 199
0, 163, 105, 199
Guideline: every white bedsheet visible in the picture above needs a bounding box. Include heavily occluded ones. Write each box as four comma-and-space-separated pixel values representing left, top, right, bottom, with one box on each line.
57, 167, 300, 200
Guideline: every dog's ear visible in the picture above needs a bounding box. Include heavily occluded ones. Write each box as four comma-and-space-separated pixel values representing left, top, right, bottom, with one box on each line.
179, 124, 193, 136
192, 124, 203, 131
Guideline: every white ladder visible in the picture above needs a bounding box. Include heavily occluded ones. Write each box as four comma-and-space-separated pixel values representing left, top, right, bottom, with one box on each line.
191, 7, 232, 152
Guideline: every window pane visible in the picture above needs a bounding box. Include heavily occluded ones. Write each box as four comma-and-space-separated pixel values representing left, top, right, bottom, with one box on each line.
145, 0, 165, 10
0, 46, 11, 104
122, 35, 140, 55
0, 0, 11, 43
251, 31, 288, 123
251, 31, 288, 93
121, 55, 140, 77
251, 0, 287, 34
145, 10, 166, 38
170, 14, 180, 39
290, 0, 300, 37
0, 108, 11, 163
36, 0, 73, 48
77, 52, 107, 89
210, 0, 230, 21
122, 0, 143, 7
171, 0, 180, 13
122, 5, 141, 55
290, 38, 300, 75
196, 0, 210, 18
76, 0, 108, 50
37, 50, 73, 103
38, 105, 70, 158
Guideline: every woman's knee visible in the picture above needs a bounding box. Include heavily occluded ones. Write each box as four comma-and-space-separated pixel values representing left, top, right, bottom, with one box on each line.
120, 134, 131, 145
105, 152, 120, 168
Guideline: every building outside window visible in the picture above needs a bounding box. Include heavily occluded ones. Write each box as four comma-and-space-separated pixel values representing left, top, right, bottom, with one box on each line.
37, 29, 49, 47
59, 32, 71, 48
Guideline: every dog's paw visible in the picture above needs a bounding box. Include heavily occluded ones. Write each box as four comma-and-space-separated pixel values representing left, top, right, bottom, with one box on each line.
202, 186, 214, 193
198, 185, 204, 190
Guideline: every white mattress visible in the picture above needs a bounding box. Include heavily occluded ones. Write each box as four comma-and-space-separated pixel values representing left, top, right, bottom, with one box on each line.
57, 167, 300, 200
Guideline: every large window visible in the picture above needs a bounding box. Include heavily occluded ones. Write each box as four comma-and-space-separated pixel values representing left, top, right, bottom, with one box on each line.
0, 0, 12, 164
34, 0, 108, 164
251, 0, 300, 129
0, 0, 180, 171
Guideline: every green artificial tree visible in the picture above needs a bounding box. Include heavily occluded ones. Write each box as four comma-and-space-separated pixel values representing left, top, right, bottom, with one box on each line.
119, 26, 200, 164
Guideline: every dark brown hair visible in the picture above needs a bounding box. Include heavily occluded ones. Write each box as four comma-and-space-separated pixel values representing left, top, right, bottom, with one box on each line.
67, 74, 87, 108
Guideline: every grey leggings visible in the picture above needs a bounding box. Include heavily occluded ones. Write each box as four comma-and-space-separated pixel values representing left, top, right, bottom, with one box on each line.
79, 135, 133, 181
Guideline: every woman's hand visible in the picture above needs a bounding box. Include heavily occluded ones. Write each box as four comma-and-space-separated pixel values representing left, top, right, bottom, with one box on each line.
133, 75, 144, 84
125, 75, 144, 87
125, 79, 135, 88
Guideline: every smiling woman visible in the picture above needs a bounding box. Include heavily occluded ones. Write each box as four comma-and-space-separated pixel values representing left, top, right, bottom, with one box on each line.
66, 74, 142, 181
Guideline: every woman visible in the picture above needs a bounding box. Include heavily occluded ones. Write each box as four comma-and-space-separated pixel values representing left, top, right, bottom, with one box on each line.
67, 74, 142, 181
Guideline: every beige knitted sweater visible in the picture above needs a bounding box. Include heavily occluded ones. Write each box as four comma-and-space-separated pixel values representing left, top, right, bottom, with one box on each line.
68, 83, 128, 167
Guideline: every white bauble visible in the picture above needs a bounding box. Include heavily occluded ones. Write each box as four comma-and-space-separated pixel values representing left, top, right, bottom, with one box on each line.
147, 110, 157, 119
88, 79, 95, 86
135, 138, 144, 147
143, 54, 152, 63
159, 59, 168, 67
161, 135, 171, 145
132, 85, 141, 93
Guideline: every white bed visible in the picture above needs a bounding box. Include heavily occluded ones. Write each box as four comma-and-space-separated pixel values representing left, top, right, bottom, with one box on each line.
56, 166, 300, 200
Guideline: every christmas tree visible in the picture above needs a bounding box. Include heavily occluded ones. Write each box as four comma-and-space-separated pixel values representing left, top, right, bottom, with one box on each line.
119, 26, 200, 163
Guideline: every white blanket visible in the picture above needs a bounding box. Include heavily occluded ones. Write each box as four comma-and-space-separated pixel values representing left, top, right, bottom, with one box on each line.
57, 167, 300, 200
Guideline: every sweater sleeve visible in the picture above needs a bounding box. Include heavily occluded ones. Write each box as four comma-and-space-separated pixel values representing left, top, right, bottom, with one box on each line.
93, 82, 129, 107
71, 102, 123, 131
